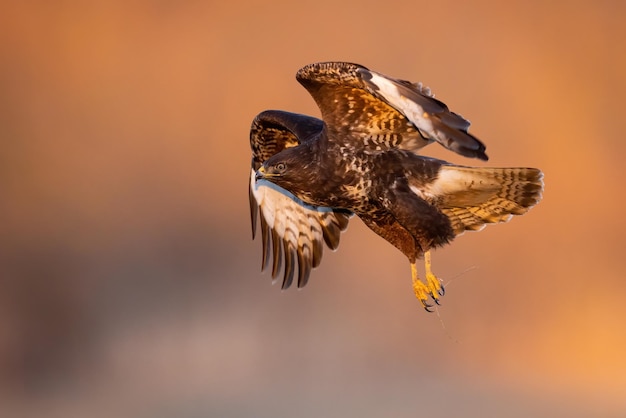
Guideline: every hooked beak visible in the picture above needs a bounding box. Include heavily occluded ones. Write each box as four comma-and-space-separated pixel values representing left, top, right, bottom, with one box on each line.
255, 166, 266, 181
255, 165, 278, 181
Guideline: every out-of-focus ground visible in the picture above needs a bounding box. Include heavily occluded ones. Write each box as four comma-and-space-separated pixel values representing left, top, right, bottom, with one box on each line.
1, 1, 625, 417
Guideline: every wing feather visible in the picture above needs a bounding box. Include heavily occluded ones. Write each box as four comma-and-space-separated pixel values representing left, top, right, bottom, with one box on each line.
249, 111, 352, 289
296, 62, 487, 160
270, 227, 282, 278
259, 206, 271, 270
411, 165, 544, 235
282, 240, 296, 289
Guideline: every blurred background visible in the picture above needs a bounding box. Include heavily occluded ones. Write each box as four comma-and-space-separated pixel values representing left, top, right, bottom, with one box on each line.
1, 1, 625, 417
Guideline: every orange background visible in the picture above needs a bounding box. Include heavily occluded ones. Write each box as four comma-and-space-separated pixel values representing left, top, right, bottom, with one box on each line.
2, 1, 625, 416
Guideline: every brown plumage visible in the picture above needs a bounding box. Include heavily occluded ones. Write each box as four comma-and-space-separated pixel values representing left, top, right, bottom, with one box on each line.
249, 62, 543, 310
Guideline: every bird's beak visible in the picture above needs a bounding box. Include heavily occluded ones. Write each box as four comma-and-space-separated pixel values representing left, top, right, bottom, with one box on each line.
256, 165, 280, 180
255, 166, 266, 181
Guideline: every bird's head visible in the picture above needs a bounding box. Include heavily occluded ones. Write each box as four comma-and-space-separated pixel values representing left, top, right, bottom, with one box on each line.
255, 149, 317, 198
255, 160, 288, 180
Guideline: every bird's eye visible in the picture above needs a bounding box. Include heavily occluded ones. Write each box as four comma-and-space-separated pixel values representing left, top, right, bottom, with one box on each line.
276, 162, 286, 171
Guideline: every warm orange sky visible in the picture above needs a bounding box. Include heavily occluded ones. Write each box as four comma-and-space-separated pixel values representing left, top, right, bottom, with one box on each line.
1, 1, 626, 417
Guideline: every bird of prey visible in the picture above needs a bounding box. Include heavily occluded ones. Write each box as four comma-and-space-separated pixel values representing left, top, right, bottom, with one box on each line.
249, 62, 543, 311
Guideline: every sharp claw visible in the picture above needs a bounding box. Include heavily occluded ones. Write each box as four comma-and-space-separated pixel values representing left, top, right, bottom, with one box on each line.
412, 260, 444, 313
421, 300, 433, 311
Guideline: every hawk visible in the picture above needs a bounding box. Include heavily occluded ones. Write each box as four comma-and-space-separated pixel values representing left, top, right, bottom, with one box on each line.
249, 62, 543, 310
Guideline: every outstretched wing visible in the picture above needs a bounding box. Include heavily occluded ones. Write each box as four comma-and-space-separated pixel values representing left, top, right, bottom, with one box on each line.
409, 165, 544, 236
296, 62, 487, 160
249, 110, 351, 289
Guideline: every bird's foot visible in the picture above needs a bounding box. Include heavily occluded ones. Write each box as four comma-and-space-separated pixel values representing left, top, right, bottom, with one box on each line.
426, 271, 445, 300
412, 279, 435, 312
412, 274, 444, 312
411, 262, 445, 312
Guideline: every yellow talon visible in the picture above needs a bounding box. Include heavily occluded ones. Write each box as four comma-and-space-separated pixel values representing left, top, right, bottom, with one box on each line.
411, 251, 445, 311
412, 265, 428, 301
424, 251, 444, 300
411, 262, 433, 311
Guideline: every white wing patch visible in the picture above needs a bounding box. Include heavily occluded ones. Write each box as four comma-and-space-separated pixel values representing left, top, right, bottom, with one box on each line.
368, 73, 437, 140
409, 166, 543, 236
415, 166, 501, 205
362, 68, 487, 160
249, 169, 350, 289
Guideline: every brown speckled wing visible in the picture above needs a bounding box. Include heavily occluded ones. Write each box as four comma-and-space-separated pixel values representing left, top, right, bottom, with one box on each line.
296, 62, 487, 160
249, 110, 352, 288
410, 165, 544, 236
